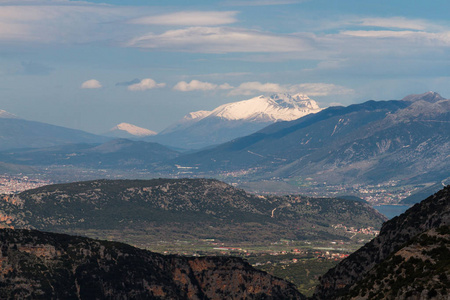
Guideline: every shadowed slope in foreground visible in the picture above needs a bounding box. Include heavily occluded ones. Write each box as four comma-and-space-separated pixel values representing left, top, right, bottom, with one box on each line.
0, 229, 305, 299
313, 185, 450, 300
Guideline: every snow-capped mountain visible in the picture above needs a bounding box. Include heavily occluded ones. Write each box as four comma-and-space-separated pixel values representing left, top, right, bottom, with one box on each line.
207, 93, 320, 122
106, 123, 157, 139
0, 110, 18, 119
183, 110, 211, 122
175, 92, 450, 188
152, 93, 322, 149
163, 93, 321, 134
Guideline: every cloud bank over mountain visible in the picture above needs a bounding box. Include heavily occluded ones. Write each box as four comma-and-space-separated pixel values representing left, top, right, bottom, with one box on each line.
0, 0, 449, 134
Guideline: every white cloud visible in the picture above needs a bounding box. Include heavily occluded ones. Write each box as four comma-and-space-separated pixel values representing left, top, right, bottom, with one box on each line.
126, 27, 311, 53
0, 2, 134, 44
173, 80, 233, 92
2, 1, 450, 90
314, 16, 444, 34
228, 81, 354, 96
322, 17, 450, 54
129, 11, 238, 26
0, 1, 71, 3
228, 82, 283, 95
224, 0, 306, 6
337, 30, 450, 48
218, 83, 234, 90
127, 78, 165, 91
174, 80, 216, 91
0, 4, 310, 55
81, 79, 102, 89
341, 30, 421, 38
358, 17, 435, 31
1, 2, 448, 62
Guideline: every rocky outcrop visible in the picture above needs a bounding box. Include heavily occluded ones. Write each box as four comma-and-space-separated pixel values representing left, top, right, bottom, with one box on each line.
337, 226, 450, 299
313, 185, 450, 299
0, 229, 305, 299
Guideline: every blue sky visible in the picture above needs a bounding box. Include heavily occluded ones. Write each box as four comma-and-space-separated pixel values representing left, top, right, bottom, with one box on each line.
0, 0, 449, 133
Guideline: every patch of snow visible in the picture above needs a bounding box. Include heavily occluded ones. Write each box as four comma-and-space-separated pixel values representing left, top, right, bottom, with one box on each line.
0, 110, 18, 119
182, 110, 211, 122
109, 123, 157, 137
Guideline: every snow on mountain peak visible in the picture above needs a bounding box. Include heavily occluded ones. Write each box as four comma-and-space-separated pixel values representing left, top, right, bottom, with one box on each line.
0, 110, 18, 119
208, 93, 322, 122
110, 123, 157, 137
182, 110, 211, 122
270, 93, 320, 110
158, 93, 322, 138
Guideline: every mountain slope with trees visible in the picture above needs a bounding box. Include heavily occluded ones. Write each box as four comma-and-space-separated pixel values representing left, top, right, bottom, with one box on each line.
0, 178, 386, 246
313, 185, 450, 300
0, 228, 304, 299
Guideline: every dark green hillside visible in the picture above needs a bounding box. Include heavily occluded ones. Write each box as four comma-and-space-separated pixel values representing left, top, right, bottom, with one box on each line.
0, 178, 385, 247
313, 185, 450, 300
341, 226, 450, 299
0, 229, 304, 299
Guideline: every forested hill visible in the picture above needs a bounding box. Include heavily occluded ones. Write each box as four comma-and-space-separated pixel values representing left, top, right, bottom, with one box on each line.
0, 178, 386, 244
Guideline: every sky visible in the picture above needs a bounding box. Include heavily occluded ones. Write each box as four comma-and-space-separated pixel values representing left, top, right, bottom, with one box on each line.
0, 0, 449, 134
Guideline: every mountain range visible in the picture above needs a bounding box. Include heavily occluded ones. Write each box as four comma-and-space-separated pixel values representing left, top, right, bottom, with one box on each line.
0, 112, 108, 151
0, 91, 448, 203
148, 93, 322, 149
0, 93, 321, 152
0, 139, 179, 169
173, 92, 449, 187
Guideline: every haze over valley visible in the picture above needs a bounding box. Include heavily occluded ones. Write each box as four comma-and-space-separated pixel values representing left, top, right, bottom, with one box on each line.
0, 91, 448, 206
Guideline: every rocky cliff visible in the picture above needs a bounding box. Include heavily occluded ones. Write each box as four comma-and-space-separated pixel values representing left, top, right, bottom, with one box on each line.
313, 185, 450, 299
336, 226, 450, 299
0, 229, 305, 299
